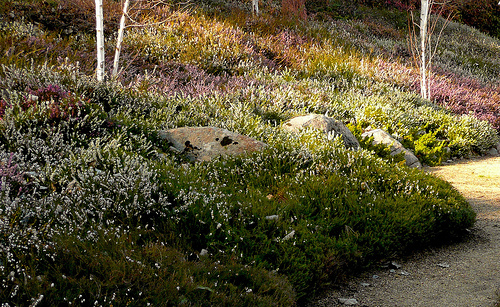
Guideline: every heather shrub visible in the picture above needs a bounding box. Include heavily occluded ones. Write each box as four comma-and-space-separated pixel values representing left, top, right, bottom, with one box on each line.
0, 152, 27, 198
0, 73, 478, 303
0, 99, 9, 119
124, 12, 252, 76
125, 63, 255, 98
402, 125, 449, 166
305, 0, 359, 20
0, 3, 496, 305
0, 61, 94, 96
432, 17, 500, 85
0, 18, 97, 73
446, 114, 499, 157
42, 237, 296, 306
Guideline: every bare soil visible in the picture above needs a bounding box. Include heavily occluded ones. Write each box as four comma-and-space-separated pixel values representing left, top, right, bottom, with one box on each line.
309, 156, 500, 307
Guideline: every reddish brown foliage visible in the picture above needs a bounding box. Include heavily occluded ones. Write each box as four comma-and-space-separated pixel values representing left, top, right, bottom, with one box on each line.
282, 0, 307, 20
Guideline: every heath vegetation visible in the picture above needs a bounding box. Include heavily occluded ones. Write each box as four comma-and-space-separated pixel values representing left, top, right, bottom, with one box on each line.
0, 0, 498, 305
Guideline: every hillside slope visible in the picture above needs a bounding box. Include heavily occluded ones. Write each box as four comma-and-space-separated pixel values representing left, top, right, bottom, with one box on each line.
0, 0, 499, 305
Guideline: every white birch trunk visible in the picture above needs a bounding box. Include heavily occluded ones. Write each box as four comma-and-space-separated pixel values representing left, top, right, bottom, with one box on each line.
252, 0, 259, 15
95, 0, 105, 82
112, 0, 130, 78
420, 0, 429, 100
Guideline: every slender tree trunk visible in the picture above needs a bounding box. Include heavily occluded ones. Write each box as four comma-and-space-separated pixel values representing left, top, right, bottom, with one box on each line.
420, 0, 430, 100
410, 0, 451, 100
113, 0, 130, 78
252, 0, 259, 15
95, 0, 105, 82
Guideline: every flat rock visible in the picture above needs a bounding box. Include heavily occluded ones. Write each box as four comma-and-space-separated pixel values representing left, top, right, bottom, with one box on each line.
339, 298, 359, 305
159, 127, 267, 162
361, 129, 422, 169
282, 114, 360, 149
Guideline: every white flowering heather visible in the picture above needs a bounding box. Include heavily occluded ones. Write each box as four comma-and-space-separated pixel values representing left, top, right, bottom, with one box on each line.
0, 20, 45, 40
0, 9, 490, 304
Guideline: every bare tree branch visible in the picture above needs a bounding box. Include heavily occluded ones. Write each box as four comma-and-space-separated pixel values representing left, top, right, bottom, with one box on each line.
408, 0, 453, 100
110, 0, 193, 80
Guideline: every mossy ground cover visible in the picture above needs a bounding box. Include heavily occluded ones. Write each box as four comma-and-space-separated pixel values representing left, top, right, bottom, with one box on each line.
0, 0, 498, 305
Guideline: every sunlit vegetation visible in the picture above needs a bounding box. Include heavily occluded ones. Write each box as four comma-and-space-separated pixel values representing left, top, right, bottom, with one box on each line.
0, 0, 498, 305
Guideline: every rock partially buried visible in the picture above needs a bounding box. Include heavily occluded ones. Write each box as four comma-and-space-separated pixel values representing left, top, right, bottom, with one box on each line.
339, 298, 359, 305
159, 127, 267, 162
487, 146, 499, 156
282, 114, 360, 150
361, 129, 422, 169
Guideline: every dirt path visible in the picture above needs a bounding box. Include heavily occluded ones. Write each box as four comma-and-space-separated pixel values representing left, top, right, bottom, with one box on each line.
310, 156, 500, 307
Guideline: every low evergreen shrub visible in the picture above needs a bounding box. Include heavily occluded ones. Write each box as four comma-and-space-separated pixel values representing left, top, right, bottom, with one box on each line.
0, 3, 497, 305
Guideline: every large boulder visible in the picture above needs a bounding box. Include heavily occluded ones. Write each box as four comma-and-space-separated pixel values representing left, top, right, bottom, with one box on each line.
282, 114, 360, 150
361, 129, 422, 169
159, 127, 267, 162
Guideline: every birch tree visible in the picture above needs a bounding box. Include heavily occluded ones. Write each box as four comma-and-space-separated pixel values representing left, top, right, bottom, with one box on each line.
252, 0, 259, 15
409, 0, 452, 100
95, 0, 105, 82
95, 0, 191, 81
112, 0, 130, 77
419, 0, 430, 99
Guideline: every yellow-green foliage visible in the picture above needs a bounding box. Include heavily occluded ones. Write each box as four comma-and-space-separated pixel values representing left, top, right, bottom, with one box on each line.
125, 12, 252, 74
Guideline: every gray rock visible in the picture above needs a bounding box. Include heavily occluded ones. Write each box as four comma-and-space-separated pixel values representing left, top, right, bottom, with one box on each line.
339, 298, 359, 305
361, 129, 422, 169
496, 142, 500, 152
282, 114, 360, 149
389, 261, 402, 269
282, 230, 295, 241
265, 215, 280, 220
487, 147, 499, 156
159, 127, 267, 162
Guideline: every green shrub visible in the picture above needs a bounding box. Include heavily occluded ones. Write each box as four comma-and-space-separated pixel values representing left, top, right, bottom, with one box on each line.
399, 124, 449, 166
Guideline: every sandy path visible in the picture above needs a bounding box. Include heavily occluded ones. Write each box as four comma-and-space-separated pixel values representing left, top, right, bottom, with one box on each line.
310, 156, 500, 307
